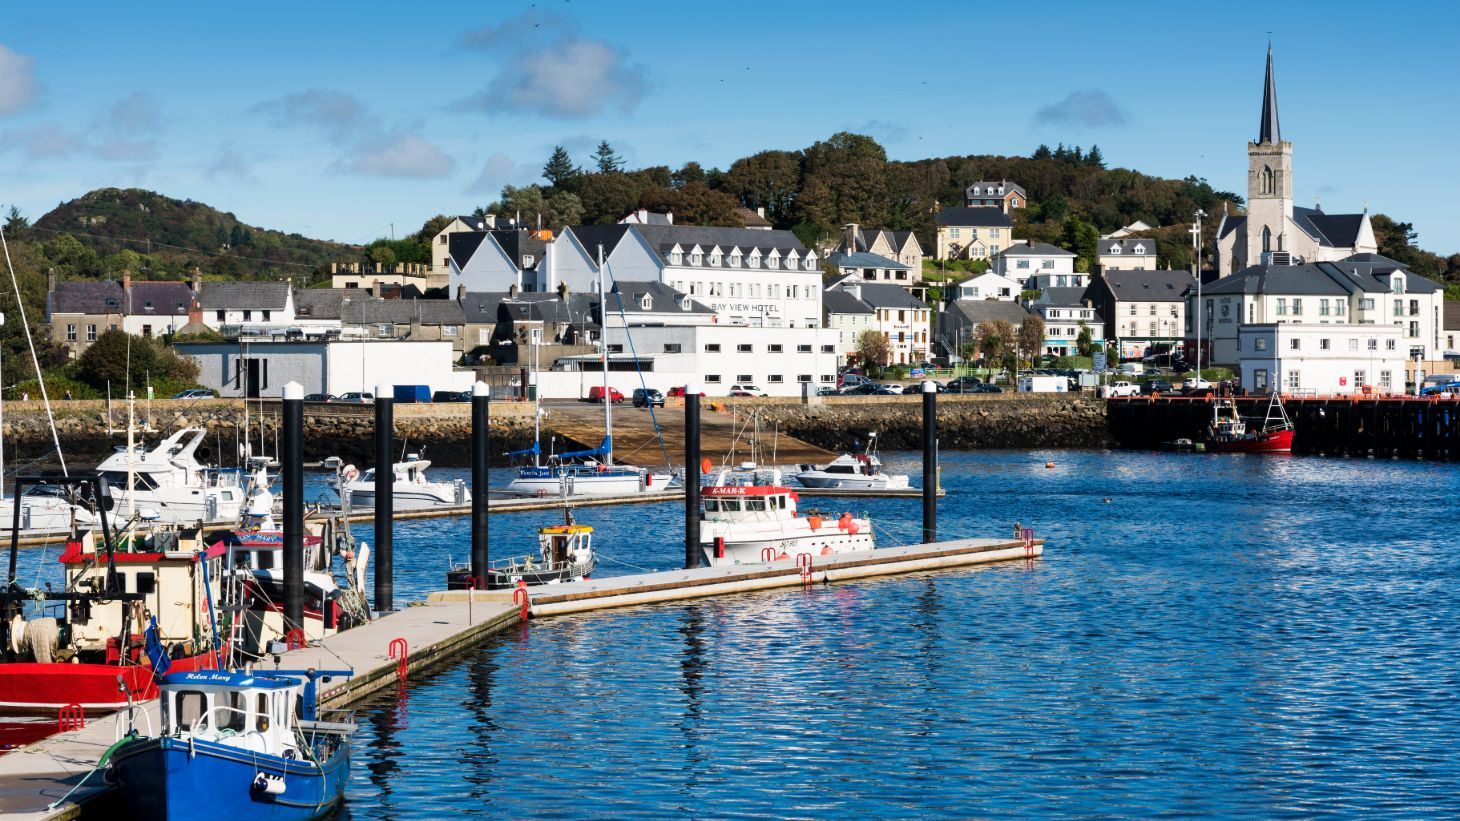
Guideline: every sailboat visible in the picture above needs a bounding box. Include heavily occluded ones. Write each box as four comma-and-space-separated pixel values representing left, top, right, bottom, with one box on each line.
503, 251, 676, 497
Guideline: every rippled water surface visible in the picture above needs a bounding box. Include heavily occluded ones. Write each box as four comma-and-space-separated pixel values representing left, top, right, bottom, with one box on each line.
328, 449, 1460, 819
20, 450, 1456, 817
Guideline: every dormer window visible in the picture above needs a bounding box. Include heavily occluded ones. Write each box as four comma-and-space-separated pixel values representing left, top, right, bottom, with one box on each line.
1110, 246, 1122, 255
748, 254, 760, 269
729, 254, 740, 267
669, 251, 682, 265
522, 255, 535, 267
690, 253, 701, 265
709, 254, 720, 266
1132, 244, 1145, 255
105, 298, 120, 309
638, 294, 652, 310
997, 186, 1004, 194
1391, 275, 1404, 294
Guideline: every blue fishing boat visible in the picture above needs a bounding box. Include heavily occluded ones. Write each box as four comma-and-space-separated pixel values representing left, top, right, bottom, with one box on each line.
108, 667, 354, 821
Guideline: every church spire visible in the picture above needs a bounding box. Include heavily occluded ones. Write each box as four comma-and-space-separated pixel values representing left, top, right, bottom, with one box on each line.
1259, 41, 1281, 144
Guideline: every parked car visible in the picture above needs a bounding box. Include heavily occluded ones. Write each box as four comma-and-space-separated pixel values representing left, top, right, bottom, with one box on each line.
838, 383, 880, 395
171, 389, 217, 400
431, 390, 470, 403
945, 376, 983, 393
633, 388, 665, 408
1102, 381, 1140, 398
728, 384, 767, 397
303, 393, 336, 402
1420, 381, 1460, 397
972, 383, 1004, 394
838, 373, 869, 388
588, 386, 625, 404
337, 392, 374, 404
1182, 377, 1214, 394
1144, 380, 1175, 395
666, 386, 705, 398
815, 387, 839, 396
873, 383, 905, 395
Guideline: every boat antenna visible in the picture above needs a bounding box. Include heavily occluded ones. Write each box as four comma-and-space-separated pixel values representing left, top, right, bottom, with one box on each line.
0, 225, 67, 474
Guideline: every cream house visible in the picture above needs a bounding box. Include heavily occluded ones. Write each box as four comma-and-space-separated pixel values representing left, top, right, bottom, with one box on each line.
934, 207, 1013, 260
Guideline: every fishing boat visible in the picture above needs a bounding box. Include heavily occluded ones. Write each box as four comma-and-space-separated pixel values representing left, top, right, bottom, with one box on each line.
108, 666, 354, 821
333, 455, 468, 510
447, 509, 597, 589
700, 465, 875, 566
794, 432, 910, 491
1205, 393, 1295, 454
0, 473, 226, 715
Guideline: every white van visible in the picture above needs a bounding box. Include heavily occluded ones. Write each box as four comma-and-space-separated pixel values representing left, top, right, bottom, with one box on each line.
1017, 375, 1068, 393
1117, 363, 1144, 377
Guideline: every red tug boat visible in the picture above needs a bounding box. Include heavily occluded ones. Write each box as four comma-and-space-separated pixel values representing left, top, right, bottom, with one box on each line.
0, 473, 224, 716
1204, 393, 1295, 454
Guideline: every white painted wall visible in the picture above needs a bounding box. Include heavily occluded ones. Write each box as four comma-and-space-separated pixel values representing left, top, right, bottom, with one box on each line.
1238, 323, 1406, 395
178, 340, 472, 398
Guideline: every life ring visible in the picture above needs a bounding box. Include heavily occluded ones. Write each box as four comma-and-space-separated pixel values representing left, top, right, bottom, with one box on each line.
342, 465, 359, 484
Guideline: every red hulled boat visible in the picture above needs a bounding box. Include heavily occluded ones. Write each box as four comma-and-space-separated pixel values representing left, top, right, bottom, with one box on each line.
1204, 394, 1295, 454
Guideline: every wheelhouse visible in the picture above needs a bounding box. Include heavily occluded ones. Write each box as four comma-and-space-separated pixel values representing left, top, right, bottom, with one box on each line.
158, 671, 301, 742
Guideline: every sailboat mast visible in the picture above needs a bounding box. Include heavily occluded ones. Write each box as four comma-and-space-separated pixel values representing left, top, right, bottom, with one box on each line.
598, 245, 612, 466
532, 327, 541, 468
126, 392, 136, 519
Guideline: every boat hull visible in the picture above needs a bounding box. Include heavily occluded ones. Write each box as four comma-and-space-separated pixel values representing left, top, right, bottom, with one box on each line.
0, 650, 221, 715
1205, 428, 1295, 454
345, 487, 463, 510
110, 734, 348, 821
795, 473, 910, 490
504, 470, 674, 497
700, 518, 875, 566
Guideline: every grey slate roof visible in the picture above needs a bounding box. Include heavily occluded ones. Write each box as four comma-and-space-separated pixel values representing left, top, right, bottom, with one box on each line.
199, 281, 290, 310
733, 207, 772, 228
851, 283, 926, 310
964, 180, 1026, 199
50, 280, 125, 315
1097, 238, 1157, 256
127, 282, 192, 315
449, 230, 545, 270
449, 232, 489, 268
457, 215, 488, 231
935, 207, 1013, 228
340, 297, 464, 326
1038, 286, 1092, 307
1204, 255, 1441, 297
828, 251, 909, 270
294, 288, 348, 319
1293, 207, 1365, 248
607, 280, 713, 314
1218, 215, 1246, 239
572, 224, 813, 271
823, 289, 874, 315
945, 299, 1031, 326
999, 241, 1074, 258
1100, 269, 1194, 302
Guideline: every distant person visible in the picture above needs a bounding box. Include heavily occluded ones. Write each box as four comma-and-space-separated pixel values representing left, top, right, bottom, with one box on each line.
20, 391, 27, 402
64, 390, 73, 401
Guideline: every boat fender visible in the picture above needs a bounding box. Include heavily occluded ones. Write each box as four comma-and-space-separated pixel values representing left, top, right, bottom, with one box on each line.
700, 458, 714, 475
282, 747, 296, 760
252, 773, 287, 795
807, 516, 822, 530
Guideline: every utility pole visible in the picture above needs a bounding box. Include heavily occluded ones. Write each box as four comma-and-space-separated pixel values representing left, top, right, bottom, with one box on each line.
1192, 209, 1206, 379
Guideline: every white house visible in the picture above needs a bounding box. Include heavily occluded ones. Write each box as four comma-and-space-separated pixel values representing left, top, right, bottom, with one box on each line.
825, 251, 913, 286
1190, 255, 1445, 368
176, 339, 471, 399
823, 279, 930, 366
823, 288, 875, 364
995, 242, 1083, 289
1092, 269, 1192, 359
448, 229, 549, 294
952, 271, 1022, 302
1029, 288, 1103, 357
1238, 323, 1405, 395
196, 281, 296, 333
831, 224, 925, 281
1096, 238, 1158, 272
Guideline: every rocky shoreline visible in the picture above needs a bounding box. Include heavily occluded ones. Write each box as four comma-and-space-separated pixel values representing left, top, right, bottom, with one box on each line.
0, 395, 1111, 469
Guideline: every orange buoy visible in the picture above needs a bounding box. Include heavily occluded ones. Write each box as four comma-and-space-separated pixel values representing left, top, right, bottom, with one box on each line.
700, 457, 713, 475
1045, 461, 1055, 469
821, 546, 835, 555
808, 515, 823, 530
776, 552, 790, 561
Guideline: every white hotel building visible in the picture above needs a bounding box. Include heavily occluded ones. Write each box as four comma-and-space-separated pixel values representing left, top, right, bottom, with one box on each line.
1238, 323, 1405, 396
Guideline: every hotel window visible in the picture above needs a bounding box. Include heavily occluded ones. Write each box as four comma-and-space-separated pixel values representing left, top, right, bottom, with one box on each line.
730, 255, 740, 268
1393, 301, 1404, 317
1292, 298, 1303, 316
1286, 370, 1301, 391
737, 374, 752, 382
767, 375, 783, 383
1336, 300, 1346, 316
797, 344, 812, 353
669, 252, 682, 264
1386, 339, 1396, 351
1289, 338, 1301, 350
705, 343, 721, 352
748, 256, 759, 268
66, 324, 77, 341
1354, 370, 1366, 388
691, 253, 702, 265
797, 374, 813, 383
768, 344, 782, 353
1319, 338, 1330, 350
1276, 298, 1287, 316
1380, 370, 1393, 391
1348, 339, 1359, 351
705, 374, 721, 383
663, 343, 682, 353
1367, 338, 1378, 350
737, 344, 752, 353
821, 374, 835, 383
1129, 305, 1136, 316
87, 324, 97, 341
1408, 322, 1419, 338
710, 255, 720, 266
1149, 305, 1157, 316
1148, 322, 1157, 336
1360, 298, 1374, 310
821, 345, 835, 353
1409, 299, 1419, 316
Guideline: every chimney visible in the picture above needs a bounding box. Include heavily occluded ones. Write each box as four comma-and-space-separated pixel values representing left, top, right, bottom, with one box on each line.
456, 284, 465, 299
187, 296, 203, 326
122, 271, 132, 314
509, 283, 520, 298
666, 212, 674, 225
756, 206, 766, 219
557, 281, 569, 301
47, 268, 55, 296
845, 223, 860, 252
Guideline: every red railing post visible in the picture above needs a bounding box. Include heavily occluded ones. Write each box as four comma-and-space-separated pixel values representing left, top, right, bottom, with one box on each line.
58, 703, 85, 732
285, 628, 307, 650
512, 584, 530, 622
796, 552, 813, 585
1021, 527, 1035, 557
388, 637, 409, 683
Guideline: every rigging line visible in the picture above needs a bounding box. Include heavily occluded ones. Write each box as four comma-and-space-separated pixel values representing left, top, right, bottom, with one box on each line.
0, 224, 67, 475
602, 261, 673, 471
27, 226, 334, 270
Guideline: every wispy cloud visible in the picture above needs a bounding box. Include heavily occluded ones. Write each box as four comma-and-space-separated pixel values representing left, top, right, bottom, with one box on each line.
107, 91, 162, 135
849, 119, 908, 145
0, 44, 37, 116
465, 152, 542, 195
342, 133, 455, 178
205, 140, 257, 182
1032, 90, 1130, 128
249, 88, 367, 141
455, 12, 649, 119
3, 123, 85, 159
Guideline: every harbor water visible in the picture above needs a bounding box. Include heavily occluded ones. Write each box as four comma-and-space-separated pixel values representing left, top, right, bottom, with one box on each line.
10, 449, 1458, 817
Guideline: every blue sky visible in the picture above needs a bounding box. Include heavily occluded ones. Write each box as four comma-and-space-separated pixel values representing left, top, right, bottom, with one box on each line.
1, 0, 1457, 252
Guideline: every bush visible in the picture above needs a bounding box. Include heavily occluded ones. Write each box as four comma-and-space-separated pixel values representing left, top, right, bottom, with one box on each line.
75, 330, 199, 393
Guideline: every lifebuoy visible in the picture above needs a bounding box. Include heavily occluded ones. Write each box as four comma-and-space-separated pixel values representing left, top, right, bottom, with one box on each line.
342, 465, 359, 484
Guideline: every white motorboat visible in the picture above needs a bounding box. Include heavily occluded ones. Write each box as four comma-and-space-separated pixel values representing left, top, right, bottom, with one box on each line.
504, 438, 675, 497
93, 424, 245, 525
700, 464, 875, 566
0, 483, 96, 535
334, 455, 468, 510
794, 433, 909, 491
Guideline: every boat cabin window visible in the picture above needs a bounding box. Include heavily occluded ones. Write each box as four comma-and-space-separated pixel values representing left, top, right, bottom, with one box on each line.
704, 499, 719, 512
745, 498, 767, 512
257, 693, 273, 731
718, 499, 741, 512
770, 495, 783, 510
256, 549, 274, 570
825, 465, 855, 474
171, 690, 208, 732
222, 692, 248, 732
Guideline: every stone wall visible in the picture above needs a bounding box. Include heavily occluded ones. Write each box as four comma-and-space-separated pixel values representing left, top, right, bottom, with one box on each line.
717, 394, 1111, 451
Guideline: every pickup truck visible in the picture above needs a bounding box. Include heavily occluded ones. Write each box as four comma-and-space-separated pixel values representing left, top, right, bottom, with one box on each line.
1102, 381, 1140, 398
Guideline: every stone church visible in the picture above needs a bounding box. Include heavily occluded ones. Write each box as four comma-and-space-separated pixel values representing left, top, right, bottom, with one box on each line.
1214, 45, 1377, 276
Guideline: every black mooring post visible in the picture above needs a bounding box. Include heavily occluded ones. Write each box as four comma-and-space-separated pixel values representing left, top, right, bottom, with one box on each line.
684, 389, 701, 569
922, 380, 937, 543
373, 384, 394, 611
282, 382, 305, 633
470, 381, 490, 585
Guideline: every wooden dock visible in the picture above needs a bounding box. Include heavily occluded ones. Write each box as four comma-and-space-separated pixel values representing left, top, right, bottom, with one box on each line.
1, 534, 1036, 819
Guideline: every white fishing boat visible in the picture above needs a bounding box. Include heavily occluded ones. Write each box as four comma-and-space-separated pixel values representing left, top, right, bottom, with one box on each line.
333, 455, 468, 510
699, 464, 875, 566
447, 510, 597, 589
795, 433, 909, 491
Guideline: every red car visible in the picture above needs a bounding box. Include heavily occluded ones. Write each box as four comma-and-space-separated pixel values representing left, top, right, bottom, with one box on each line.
666, 386, 706, 397
587, 386, 625, 403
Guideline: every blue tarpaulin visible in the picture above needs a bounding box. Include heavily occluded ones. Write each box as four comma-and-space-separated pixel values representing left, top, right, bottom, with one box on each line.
557, 435, 612, 461
144, 616, 171, 676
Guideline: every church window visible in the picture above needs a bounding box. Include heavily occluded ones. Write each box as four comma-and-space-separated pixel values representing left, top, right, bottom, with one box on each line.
1262, 226, 1272, 253
1260, 165, 1274, 195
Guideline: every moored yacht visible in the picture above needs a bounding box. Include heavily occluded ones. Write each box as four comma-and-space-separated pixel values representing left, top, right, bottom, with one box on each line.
334, 455, 468, 510
504, 437, 675, 497
795, 432, 909, 491
94, 427, 244, 524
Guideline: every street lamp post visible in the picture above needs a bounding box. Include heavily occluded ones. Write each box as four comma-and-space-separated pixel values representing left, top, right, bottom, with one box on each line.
1191, 210, 1206, 378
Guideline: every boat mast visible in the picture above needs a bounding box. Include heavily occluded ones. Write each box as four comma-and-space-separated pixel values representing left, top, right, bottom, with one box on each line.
532, 326, 541, 468
125, 392, 136, 520
598, 245, 612, 466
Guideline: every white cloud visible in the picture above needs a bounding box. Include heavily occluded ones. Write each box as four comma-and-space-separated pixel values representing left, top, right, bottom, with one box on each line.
249, 88, 366, 141
466, 152, 543, 195
0, 44, 37, 116
108, 91, 162, 134
455, 12, 648, 119
3, 124, 84, 159
344, 133, 454, 178
1032, 90, 1130, 128
206, 141, 256, 182
850, 120, 908, 145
